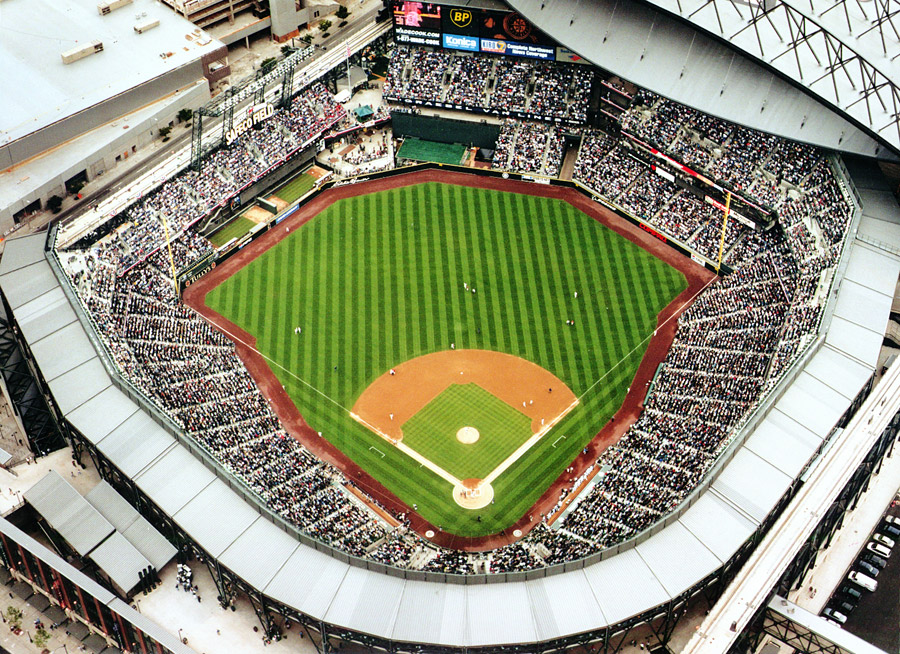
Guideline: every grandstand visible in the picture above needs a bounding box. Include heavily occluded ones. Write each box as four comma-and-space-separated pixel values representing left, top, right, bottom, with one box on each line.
1, 0, 900, 651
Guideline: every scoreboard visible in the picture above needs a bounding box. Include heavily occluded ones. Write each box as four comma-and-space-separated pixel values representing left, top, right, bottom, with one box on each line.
391, 1, 566, 61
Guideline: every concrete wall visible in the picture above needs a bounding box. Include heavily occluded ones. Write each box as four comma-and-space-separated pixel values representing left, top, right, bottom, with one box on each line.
0, 80, 210, 229
269, 0, 338, 41
0, 60, 208, 170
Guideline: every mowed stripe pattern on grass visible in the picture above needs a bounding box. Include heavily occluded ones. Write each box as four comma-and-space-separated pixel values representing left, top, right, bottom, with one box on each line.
274, 170, 318, 203
205, 182, 686, 537
401, 383, 533, 480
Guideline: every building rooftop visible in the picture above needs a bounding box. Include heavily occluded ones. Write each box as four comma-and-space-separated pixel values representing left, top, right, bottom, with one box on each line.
0, 0, 222, 149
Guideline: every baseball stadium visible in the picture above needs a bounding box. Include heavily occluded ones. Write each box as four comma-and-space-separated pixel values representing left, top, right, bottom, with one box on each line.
2, 0, 900, 652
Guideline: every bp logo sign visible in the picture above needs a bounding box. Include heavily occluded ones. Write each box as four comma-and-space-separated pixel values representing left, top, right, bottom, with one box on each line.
450, 8, 472, 27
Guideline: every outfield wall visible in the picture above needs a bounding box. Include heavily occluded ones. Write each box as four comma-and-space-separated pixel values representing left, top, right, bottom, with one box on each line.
391, 112, 502, 149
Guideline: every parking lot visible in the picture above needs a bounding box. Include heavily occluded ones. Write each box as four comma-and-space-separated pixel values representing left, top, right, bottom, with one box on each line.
828, 503, 900, 651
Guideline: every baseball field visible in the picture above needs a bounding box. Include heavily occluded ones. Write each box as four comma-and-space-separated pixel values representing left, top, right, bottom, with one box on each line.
202, 180, 688, 538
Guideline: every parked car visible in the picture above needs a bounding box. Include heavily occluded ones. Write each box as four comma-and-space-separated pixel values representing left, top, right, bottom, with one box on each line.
829, 599, 855, 614
866, 541, 892, 558
881, 523, 900, 538
848, 571, 878, 592
883, 514, 900, 527
822, 607, 848, 624
856, 561, 880, 578
837, 585, 863, 602
872, 533, 896, 548
861, 552, 887, 569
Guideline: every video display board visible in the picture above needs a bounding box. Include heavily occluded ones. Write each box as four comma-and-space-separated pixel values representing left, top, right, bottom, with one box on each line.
393, 2, 443, 46
391, 0, 557, 60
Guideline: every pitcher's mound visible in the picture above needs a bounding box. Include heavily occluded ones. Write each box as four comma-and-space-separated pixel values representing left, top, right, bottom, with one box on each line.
456, 426, 479, 444
452, 479, 494, 509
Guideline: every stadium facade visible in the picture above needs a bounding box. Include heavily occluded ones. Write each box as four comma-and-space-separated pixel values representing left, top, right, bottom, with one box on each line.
1, 0, 900, 652
0, 0, 229, 230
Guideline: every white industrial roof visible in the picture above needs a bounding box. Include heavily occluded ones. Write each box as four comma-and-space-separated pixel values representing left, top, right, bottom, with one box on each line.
1, 164, 897, 647
0, 0, 220, 148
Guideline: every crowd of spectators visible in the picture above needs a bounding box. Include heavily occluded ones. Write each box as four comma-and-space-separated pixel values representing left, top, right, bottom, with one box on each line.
383, 46, 591, 123
69, 83, 345, 276
58, 57, 858, 574
492, 119, 564, 177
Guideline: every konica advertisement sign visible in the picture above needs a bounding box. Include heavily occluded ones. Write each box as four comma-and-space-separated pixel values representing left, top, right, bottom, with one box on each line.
442, 33, 555, 59
442, 33, 479, 51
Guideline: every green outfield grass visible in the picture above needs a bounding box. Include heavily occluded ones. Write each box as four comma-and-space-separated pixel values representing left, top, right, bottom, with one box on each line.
401, 383, 532, 480
204, 182, 687, 537
209, 216, 256, 247
274, 169, 318, 203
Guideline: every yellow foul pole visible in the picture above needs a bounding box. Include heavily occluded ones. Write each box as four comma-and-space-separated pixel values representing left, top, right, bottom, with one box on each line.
159, 213, 179, 293
717, 191, 731, 272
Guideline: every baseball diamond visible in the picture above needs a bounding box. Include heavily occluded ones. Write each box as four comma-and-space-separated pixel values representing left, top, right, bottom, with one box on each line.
195, 172, 694, 541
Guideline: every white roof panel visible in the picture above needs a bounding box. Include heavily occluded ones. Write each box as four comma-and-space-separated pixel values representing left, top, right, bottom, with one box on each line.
88, 531, 150, 593
826, 316, 883, 369
172, 481, 259, 558
832, 279, 892, 336
46, 358, 111, 415
219, 517, 298, 591
134, 445, 215, 515
15, 287, 77, 344
31, 321, 98, 381
804, 346, 873, 402
526, 571, 607, 640
712, 449, 792, 523
466, 581, 536, 646
774, 372, 847, 439
67, 386, 139, 443
583, 548, 669, 625
743, 414, 821, 478
843, 245, 900, 298
391, 580, 467, 646
678, 492, 757, 562
0, 234, 46, 276
0, 263, 58, 311
263, 545, 346, 618
120, 519, 177, 571
324, 566, 404, 639
97, 412, 175, 477
636, 521, 720, 596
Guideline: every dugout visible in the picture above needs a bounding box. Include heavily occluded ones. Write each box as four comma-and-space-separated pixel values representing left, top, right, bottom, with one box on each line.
391, 112, 501, 150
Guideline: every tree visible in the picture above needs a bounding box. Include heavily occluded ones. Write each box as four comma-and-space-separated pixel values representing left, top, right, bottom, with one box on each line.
47, 195, 63, 214
335, 5, 349, 19
68, 179, 85, 195
158, 126, 172, 141
177, 108, 193, 123
318, 19, 332, 34
33, 626, 49, 649
260, 57, 277, 73
301, 34, 313, 44
5, 606, 22, 630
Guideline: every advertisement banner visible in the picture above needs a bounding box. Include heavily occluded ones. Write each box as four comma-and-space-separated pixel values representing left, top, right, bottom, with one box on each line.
392, 0, 558, 60
395, 26, 441, 46
442, 33, 479, 51
556, 46, 589, 64
480, 39, 555, 60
